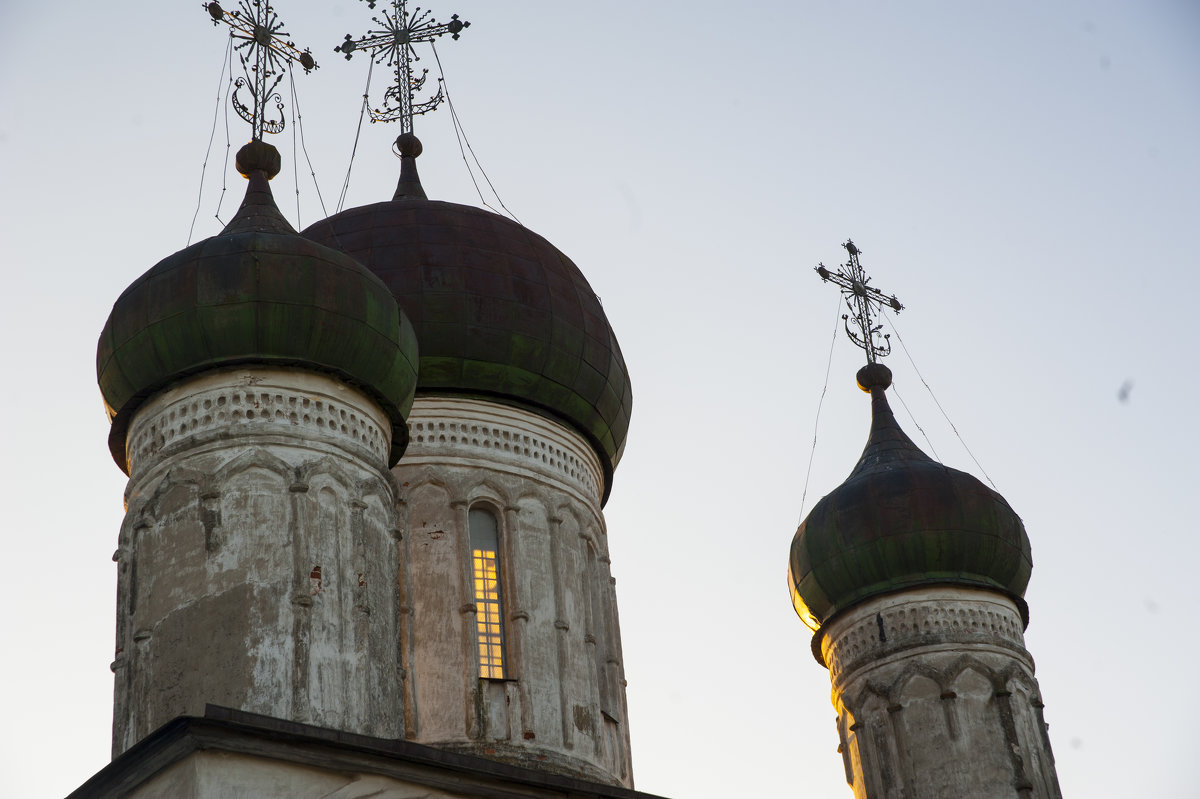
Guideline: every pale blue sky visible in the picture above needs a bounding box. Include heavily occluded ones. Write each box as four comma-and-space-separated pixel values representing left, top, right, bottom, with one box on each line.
2, 2, 1197, 796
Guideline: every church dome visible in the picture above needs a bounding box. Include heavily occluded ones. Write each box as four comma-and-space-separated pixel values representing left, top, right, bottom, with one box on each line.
302, 136, 632, 502
788, 363, 1032, 641
97, 142, 420, 473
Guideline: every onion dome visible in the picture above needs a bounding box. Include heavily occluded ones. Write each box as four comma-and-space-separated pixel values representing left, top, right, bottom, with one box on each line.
788, 363, 1032, 662
97, 141, 420, 473
302, 135, 632, 503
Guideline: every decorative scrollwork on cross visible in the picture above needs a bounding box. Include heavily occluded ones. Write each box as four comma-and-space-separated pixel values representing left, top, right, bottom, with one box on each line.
334, 0, 469, 133
815, 240, 905, 364
204, 1, 318, 140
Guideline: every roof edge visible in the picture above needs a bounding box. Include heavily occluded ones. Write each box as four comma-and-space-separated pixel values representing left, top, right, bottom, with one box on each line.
69, 706, 672, 799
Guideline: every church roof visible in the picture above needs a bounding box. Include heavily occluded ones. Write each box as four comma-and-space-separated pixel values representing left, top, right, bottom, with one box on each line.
97, 142, 420, 472
303, 137, 632, 503
788, 363, 1032, 654
70, 705, 673, 799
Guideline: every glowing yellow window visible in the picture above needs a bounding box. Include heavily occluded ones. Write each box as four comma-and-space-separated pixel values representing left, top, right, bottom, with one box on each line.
469, 508, 506, 679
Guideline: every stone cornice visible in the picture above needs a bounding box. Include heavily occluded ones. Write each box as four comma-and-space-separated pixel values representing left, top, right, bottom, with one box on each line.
405, 397, 604, 505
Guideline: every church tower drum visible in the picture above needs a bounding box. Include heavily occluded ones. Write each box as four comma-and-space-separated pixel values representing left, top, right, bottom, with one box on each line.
790, 243, 1062, 797
97, 139, 420, 754
304, 136, 635, 786
79, 4, 658, 797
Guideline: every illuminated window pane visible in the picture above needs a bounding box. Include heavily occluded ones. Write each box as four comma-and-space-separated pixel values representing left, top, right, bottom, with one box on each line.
469, 508, 505, 679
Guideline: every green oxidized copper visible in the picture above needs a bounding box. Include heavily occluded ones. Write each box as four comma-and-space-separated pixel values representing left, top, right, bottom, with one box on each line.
788, 365, 1032, 664
97, 145, 419, 473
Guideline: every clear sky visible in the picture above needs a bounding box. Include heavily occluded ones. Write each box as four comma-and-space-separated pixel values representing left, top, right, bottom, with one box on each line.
2, 1, 1198, 796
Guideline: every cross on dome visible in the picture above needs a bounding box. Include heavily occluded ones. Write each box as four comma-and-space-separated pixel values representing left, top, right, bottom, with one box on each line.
815, 239, 904, 365
203, 0, 318, 141
335, 0, 469, 133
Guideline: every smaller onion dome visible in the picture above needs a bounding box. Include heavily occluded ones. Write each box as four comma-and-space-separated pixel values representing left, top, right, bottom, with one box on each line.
97, 141, 420, 473
788, 363, 1032, 663
303, 135, 632, 503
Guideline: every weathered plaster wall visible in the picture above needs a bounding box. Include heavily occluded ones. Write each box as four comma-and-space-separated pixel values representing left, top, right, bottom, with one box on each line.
394, 397, 632, 787
819, 587, 1061, 799
111, 367, 402, 755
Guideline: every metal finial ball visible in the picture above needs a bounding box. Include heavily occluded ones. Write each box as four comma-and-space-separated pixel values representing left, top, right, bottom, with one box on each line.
235, 141, 282, 179
856, 362, 892, 393
206, 2, 224, 22
394, 133, 423, 159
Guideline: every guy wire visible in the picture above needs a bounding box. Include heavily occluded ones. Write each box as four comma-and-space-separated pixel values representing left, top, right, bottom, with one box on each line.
214, 40, 236, 228
883, 309, 995, 488
890, 380, 941, 462
797, 294, 844, 525
337, 58, 374, 214
431, 42, 522, 225
190, 35, 234, 245
288, 64, 330, 225
289, 65, 301, 224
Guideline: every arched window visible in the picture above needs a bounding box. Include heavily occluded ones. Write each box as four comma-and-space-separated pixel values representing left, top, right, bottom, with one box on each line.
469, 507, 506, 679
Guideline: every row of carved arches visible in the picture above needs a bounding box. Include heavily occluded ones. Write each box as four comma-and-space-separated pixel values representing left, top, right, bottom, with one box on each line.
113, 447, 402, 753
837, 655, 1060, 797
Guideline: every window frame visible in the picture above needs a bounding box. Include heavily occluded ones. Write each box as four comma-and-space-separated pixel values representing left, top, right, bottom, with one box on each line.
467, 503, 508, 680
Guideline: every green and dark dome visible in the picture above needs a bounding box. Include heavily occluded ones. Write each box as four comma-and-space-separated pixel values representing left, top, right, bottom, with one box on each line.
302, 136, 632, 503
788, 364, 1032, 654
97, 142, 420, 473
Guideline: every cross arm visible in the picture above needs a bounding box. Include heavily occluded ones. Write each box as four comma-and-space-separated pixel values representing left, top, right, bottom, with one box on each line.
205, 2, 317, 71
814, 264, 903, 312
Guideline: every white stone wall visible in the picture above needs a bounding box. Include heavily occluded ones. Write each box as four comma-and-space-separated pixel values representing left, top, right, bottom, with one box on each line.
393, 397, 632, 787
112, 367, 402, 755
819, 587, 1061, 799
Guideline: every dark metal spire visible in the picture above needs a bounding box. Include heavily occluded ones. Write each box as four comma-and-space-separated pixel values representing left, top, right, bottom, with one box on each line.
334, 0, 469, 133
815, 239, 904, 365
203, 1, 318, 141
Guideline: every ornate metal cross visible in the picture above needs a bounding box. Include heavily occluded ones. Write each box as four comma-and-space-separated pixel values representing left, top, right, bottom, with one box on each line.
815, 240, 904, 364
204, 1, 318, 140
334, 0, 469, 133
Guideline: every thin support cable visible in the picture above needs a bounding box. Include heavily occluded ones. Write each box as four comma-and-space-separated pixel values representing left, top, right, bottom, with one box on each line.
289, 65, 301, 224
337, 59, 374, 214
884, 309, 996, 488
288, 64, 330, 223
431, 42, 522, 225
797, 295, 844, 525
214, 40, 236, 227
890, 381, 941, 462
444, 80, 493, 214
190, 35, 233, 245
447, 94, 520, 223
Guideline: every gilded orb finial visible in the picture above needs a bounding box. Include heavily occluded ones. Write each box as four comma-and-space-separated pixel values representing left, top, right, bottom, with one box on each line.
334, 0, 470, 134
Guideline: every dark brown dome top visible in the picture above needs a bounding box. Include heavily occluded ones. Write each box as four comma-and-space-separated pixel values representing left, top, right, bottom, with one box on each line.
302, 145, 632, 503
